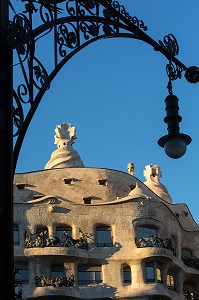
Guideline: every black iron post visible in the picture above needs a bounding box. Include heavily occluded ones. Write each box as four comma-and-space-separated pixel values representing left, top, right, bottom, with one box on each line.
0, 0, 14, 299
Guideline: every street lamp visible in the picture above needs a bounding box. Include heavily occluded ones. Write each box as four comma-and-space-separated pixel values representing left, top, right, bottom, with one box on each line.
158, 92, 192, 159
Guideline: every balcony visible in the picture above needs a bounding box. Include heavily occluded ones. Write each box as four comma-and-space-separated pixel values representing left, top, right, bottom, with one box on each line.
181, 256, 199, 271
35, 275, 75, 288
183, 289, 199, 300
24, 231, 88, 250
136, 236, 176, 255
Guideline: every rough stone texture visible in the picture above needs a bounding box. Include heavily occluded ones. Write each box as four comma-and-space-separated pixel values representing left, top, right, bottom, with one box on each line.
14, 166, 199, 300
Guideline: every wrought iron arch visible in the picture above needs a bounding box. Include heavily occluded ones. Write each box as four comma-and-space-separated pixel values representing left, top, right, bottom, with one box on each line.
8, 0, 199, 170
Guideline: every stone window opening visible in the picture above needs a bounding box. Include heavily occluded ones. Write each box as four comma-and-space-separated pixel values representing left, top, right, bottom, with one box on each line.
129, 184, 136, 190
77, 264, 102, 285
98, 179, 107, 186
167, 272, 176, 291
96, 225, 113, 247
51, 265, 64, 278
16, 183, 26, 190
63, 178, 73, 184
145, 262, 163, 284
14, 262, 29, 284
137, 226, 158, 239
14, 225, 19, 246
56, 226, 72, 239
83, 197, 92, 204
123, 265, 131, 285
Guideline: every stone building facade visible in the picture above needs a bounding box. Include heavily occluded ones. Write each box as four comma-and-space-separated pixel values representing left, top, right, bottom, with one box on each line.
14, 123, 199, 300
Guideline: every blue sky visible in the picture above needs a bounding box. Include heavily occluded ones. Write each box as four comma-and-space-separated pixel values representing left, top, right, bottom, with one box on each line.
14, 1, 199, 224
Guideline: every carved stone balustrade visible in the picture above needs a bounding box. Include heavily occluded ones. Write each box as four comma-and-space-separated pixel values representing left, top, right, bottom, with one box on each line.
183, 289, 199, 300
182, 256, 199, 270
25, 231, 88, 250
136, 236, 176, 255
35, 275, 75, 288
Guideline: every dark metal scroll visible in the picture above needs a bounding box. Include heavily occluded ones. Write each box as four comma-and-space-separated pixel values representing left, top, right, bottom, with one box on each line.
136, 236, 176, 255
24, 230, 89, 250
35, 274, 75, 287
183, 289, 199, 300
8, 0, 199, 170
181, 255, 199, 270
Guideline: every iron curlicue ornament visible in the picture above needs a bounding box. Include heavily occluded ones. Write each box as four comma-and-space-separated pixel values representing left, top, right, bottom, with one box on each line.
159, 34, 179, 56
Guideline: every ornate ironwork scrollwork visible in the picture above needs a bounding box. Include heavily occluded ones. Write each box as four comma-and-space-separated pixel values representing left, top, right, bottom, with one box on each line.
159, 34, 179, 56
57, 23, 78, 57
136, 236, 176, 255
32, 57, 50, 90
66, 0, 76, 16
13, 91, 24, 137
78, 0, 99, 16
22, 0, 65, 15
181, 255, 199, 270
166, 61, 182, 81
104, 0, 148, 31
35, 274, 75, 287
24, 229, 89, 249
7, 14, 32, 56
80, 21, 99, 39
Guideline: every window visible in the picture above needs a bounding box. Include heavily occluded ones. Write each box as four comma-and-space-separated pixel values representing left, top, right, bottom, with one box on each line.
78, 264, 102, 285
56, 226, 72, 239
96, 226, 113, 247
63, 178, 73, 184
16, 183, 25, 189
145, 262, 163, 283
14, 263, 28, 283
83, 197, 92, 204
51, 265, 64, 278
123, 266, 131, 284
98, 179, 107, 186
167, 273, 176, 291
14, 225, 19, 245
138, 226, 157, 239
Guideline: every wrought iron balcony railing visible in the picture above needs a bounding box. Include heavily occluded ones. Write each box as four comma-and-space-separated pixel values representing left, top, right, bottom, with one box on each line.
24, 230, 88, 250
35, 275, 75, 288
136, 236, 176, 255
181, 256, 199, 271
183, 289, 199, 300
